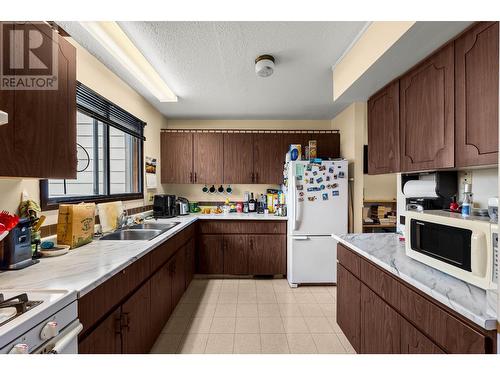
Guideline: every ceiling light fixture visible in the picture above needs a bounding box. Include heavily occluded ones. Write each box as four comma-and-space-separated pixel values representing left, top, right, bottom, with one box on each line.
255, 54, 275, 78
80, 21, 177, 102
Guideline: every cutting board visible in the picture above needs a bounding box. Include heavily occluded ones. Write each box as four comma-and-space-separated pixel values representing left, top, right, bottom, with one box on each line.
97, 201, 124, 233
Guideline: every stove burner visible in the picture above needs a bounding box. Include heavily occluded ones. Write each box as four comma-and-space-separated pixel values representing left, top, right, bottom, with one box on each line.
0, 293, 43, 327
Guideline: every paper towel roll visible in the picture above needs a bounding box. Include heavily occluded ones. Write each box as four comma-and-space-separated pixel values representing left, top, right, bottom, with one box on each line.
403, 180, 438, 198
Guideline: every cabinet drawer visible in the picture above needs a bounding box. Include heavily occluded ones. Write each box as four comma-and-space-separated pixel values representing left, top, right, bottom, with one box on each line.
360, 259, 400, 309
337, 244, 360, 277
199, 220, 286, 234
79, 254, 150, 335
150, 224, 195, 270
399, 286, 487, 353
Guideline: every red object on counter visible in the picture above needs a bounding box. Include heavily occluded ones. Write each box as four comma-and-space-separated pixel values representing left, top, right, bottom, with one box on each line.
0, 210, 19, 232
449, 199, 459, 212
236, 202, 243, 213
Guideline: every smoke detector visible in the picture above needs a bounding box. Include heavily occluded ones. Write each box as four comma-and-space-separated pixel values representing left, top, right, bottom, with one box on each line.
255, 54, 275, 78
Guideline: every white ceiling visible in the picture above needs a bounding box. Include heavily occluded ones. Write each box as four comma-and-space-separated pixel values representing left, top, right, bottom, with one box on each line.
58, 21, 473, 120
58, 21, 368, 119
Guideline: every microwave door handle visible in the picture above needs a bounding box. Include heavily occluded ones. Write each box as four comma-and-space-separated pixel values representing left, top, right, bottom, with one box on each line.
470, 232, 487, 277
48, 322, 83, 354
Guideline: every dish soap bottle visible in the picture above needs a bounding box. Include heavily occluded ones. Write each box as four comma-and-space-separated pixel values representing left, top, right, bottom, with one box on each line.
462, 183, 473, 218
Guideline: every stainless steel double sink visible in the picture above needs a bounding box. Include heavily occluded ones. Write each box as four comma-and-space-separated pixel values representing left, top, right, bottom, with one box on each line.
100, 222, 180, 241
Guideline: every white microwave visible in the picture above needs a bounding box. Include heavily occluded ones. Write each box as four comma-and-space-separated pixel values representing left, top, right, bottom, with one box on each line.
405, 211, 498, 290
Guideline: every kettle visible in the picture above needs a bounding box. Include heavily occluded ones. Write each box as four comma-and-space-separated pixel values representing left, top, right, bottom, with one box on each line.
176, 197, 190, 216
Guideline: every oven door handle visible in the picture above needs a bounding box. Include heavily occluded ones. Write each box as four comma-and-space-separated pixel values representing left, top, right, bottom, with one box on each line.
49, 322, 83, 354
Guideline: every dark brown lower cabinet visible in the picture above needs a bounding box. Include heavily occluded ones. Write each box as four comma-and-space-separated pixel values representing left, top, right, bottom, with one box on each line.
247, 235, 286, 275
336, 244, 497, 354
185, 238, 196, 287
360, 284, 401, 354
197, 235, 224, 274
121, 280, 152, 354
337, 264, 361, 353
150, 259, 174, 338
172, 248, 186, 306
401, 320, 445, 354
223, 234, 249, 275
78, 307, 121, 354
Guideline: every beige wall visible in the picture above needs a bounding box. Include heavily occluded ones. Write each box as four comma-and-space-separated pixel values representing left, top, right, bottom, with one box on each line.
162, 119, 334, 202
0, 37, 168, 225
364, 174, 397, 201
332, 21, 414, 100
331, 102, 366, 233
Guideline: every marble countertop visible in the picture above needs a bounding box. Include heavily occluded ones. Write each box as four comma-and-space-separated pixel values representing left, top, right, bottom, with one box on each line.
0, 213, 287, 298
333, 233, 497, 330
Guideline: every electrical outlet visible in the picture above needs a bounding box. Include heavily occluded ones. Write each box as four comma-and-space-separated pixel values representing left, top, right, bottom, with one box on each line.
458, 170, 473, 187
147, 192, 154, 203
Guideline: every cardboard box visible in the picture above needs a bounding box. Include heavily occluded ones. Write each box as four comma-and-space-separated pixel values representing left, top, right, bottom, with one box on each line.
308, 140, 317, 159
57, 203, 95, 249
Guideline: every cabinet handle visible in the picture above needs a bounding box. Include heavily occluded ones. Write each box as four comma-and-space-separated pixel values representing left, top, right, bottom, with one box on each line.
120, 313, 130, 331
251, 173, 255, 183
190, 172, 193, 183
194, 172, 197, 183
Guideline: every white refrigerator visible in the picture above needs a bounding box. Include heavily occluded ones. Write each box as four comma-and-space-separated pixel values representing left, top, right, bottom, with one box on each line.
285, 159, 348, 287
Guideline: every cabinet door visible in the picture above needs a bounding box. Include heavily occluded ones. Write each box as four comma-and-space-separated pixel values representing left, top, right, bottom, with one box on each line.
336, 264, 361, 353
122, 280, 152, 354
455, 22, 499, 167
193, 133, 223, 183
13, 25, 77, 178
360, 284, 401, 354
401, 320, 445, 354
78, 307, 121, 354
172, 247, 186, 306
368, 81, 400, 174
400, 43, 454, 172
185, 238, 196, 288
223, 234, 248, 275
0, 75, 16, 176
197, 235, 224, 274
150, 259, 173, 339
253, 133, 284, 184
223, 133, 254, 183
247, 234, 285, 275
160, 132, 193, 183
282, 133, 311, 157
315, 133, 340, 159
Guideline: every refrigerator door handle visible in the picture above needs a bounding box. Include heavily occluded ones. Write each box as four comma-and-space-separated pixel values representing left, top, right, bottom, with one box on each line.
294, 185, 300, 231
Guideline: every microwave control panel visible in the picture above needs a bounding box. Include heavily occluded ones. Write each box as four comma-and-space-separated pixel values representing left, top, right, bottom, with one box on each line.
493, 232, 498, 285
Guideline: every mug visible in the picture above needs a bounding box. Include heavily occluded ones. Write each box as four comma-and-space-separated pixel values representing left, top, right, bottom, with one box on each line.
202, 185, 208, 193
209, 185, 216, 194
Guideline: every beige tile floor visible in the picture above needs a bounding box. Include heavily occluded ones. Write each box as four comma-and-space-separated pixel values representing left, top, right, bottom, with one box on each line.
150, 278, 356, 354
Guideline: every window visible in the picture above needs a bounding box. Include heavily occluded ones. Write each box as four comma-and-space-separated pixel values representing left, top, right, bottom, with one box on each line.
40, 82, 145, 210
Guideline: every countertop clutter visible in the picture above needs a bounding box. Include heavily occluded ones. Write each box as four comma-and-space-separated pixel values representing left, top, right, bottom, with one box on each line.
334, 233, 496, 330
0, 213, 287, 298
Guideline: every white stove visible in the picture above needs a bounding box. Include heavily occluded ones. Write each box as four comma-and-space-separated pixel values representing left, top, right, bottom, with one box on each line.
0, 289, 81, 354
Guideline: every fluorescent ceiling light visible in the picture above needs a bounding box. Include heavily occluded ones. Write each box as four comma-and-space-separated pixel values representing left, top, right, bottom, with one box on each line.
80, 21, 177, 102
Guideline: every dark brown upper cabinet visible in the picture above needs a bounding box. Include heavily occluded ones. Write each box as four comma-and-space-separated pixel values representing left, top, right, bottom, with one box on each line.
282, 133, 312, 157
455, 21, 499, 168
253, 133, 284, 184
223, 133, 254, 184
193, 132, 224, 183
316, 133, 340, 159
367, 81, 400, 174
0, 23, 77, 178
160, 132, 193, 183
400, 42, 455, 172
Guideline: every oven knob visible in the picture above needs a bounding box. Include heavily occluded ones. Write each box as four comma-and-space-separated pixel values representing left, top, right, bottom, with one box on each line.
40, 321, 59, 339
9, 343, 29, 354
